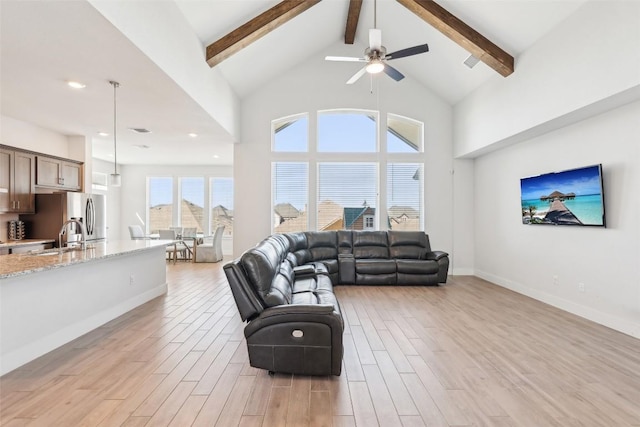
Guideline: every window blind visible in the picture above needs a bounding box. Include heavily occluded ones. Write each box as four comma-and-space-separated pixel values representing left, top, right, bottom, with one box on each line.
387, 163, 423, 231
318, 163, 378, 230
273, 162, 308, 232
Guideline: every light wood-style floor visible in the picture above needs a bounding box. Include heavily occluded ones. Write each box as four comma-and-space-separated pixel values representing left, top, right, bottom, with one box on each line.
2, 262, 640, 427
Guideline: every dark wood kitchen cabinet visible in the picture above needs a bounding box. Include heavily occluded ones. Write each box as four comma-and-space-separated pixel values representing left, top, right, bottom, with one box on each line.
0, 148, 35, 214
36, 156, 82, 191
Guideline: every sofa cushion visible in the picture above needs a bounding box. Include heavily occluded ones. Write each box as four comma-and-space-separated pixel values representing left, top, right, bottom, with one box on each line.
355, 259, 396, 275
241, 241, 293, 307
396, 259, 439, 275
286, 232, 310, 266
292, 290, 341, 317
352, 231, 389, 259
388, 231, 429, 259
306, 231, 338, 261
355, 272, 397, 285
293, 274, 334, 294
268, 234, 290, 260
266, 266, 293, 306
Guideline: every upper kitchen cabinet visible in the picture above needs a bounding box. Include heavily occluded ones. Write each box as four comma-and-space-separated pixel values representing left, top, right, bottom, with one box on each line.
36, 156, 83, 191
0, 147, 35, 214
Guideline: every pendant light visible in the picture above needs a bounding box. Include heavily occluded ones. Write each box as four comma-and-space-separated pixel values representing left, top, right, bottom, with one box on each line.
109, 80, 121, 187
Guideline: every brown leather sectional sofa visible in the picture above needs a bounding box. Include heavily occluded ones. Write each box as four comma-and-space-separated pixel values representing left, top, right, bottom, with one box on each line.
223, 230, 449, 376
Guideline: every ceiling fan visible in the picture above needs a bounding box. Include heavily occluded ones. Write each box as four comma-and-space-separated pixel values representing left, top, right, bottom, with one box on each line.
325, 0, 429, 84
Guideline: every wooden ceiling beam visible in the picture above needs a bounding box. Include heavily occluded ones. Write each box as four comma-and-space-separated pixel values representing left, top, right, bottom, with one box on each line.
206, 0, 322, 67
395, 0, 514, 77
344, 0, 363, 44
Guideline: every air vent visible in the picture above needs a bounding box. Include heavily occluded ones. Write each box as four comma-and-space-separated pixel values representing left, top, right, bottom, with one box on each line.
463, 54, 480, 69
129, 128, 151, 134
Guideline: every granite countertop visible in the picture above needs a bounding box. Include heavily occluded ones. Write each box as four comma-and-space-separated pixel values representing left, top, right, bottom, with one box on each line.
0, 240, 174, 279
0, 239, 56, 248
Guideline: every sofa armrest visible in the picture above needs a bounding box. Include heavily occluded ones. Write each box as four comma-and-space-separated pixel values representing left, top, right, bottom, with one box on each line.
293, 264, 316, 279
256, 303, 335, 317
245, 303, 343, 337
425, 250, 448, 261
425, 251, 449, 283
338, 254, 355, 284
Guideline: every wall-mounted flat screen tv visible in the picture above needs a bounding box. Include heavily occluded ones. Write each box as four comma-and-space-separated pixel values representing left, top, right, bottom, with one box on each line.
520, 164, 606, 227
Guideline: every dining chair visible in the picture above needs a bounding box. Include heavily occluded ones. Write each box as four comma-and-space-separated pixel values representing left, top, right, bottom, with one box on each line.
181, 227, 198, 261
128, 225, 147, 240
195, 225, 225, 263
158, 229, 182, 263
169, 226, 184, 239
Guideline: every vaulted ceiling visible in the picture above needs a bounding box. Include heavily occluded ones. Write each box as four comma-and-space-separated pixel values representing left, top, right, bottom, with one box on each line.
0, 0, 588, 165
177, 0, 585, 102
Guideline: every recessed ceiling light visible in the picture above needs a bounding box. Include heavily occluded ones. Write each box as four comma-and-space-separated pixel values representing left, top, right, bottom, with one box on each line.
67, 81, 86, 89
98, 132, 109, 137
212, 155, 220, 159
188, 133, 198, 138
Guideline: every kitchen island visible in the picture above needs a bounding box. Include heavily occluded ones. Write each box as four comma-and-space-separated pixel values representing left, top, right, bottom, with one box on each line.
0, 240, 172, 375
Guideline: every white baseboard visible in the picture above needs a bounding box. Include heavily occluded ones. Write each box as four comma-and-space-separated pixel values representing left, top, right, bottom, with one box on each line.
475, 270, 640, 340
452, 268, 475, 276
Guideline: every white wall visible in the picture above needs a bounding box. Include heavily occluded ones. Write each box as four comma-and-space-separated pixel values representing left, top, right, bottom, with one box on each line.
1, 115, 70, 157
454, 0, 640, 158
473, 100, 640, 338
234, 45, 466, 269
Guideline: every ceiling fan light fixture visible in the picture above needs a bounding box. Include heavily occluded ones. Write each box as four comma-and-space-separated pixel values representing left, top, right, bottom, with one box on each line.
366, 60, 385, 74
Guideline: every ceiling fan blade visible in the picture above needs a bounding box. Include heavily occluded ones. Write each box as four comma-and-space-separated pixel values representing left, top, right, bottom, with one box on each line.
383, 64, 405, 82
325, 56, 365, 62
369, 28, 382, 50
347, 66, 367, 84
387, 44, 429, 60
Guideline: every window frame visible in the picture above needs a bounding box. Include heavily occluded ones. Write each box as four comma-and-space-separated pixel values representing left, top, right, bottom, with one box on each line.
271, 112, 309, 152
270, 109, 425, 232
386, 113, 424, 153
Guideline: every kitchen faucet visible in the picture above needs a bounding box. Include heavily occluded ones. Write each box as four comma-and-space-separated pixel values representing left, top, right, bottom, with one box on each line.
58, 219, 86, 252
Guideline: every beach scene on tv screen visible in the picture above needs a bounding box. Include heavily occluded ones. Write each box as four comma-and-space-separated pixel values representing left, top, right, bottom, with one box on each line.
521, 165, 605, 226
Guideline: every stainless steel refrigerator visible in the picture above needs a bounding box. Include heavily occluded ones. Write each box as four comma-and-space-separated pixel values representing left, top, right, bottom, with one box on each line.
20, 193, 106, 247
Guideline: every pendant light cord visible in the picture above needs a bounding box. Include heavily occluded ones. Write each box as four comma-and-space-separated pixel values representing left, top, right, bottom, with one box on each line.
109, 80, 119, 175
